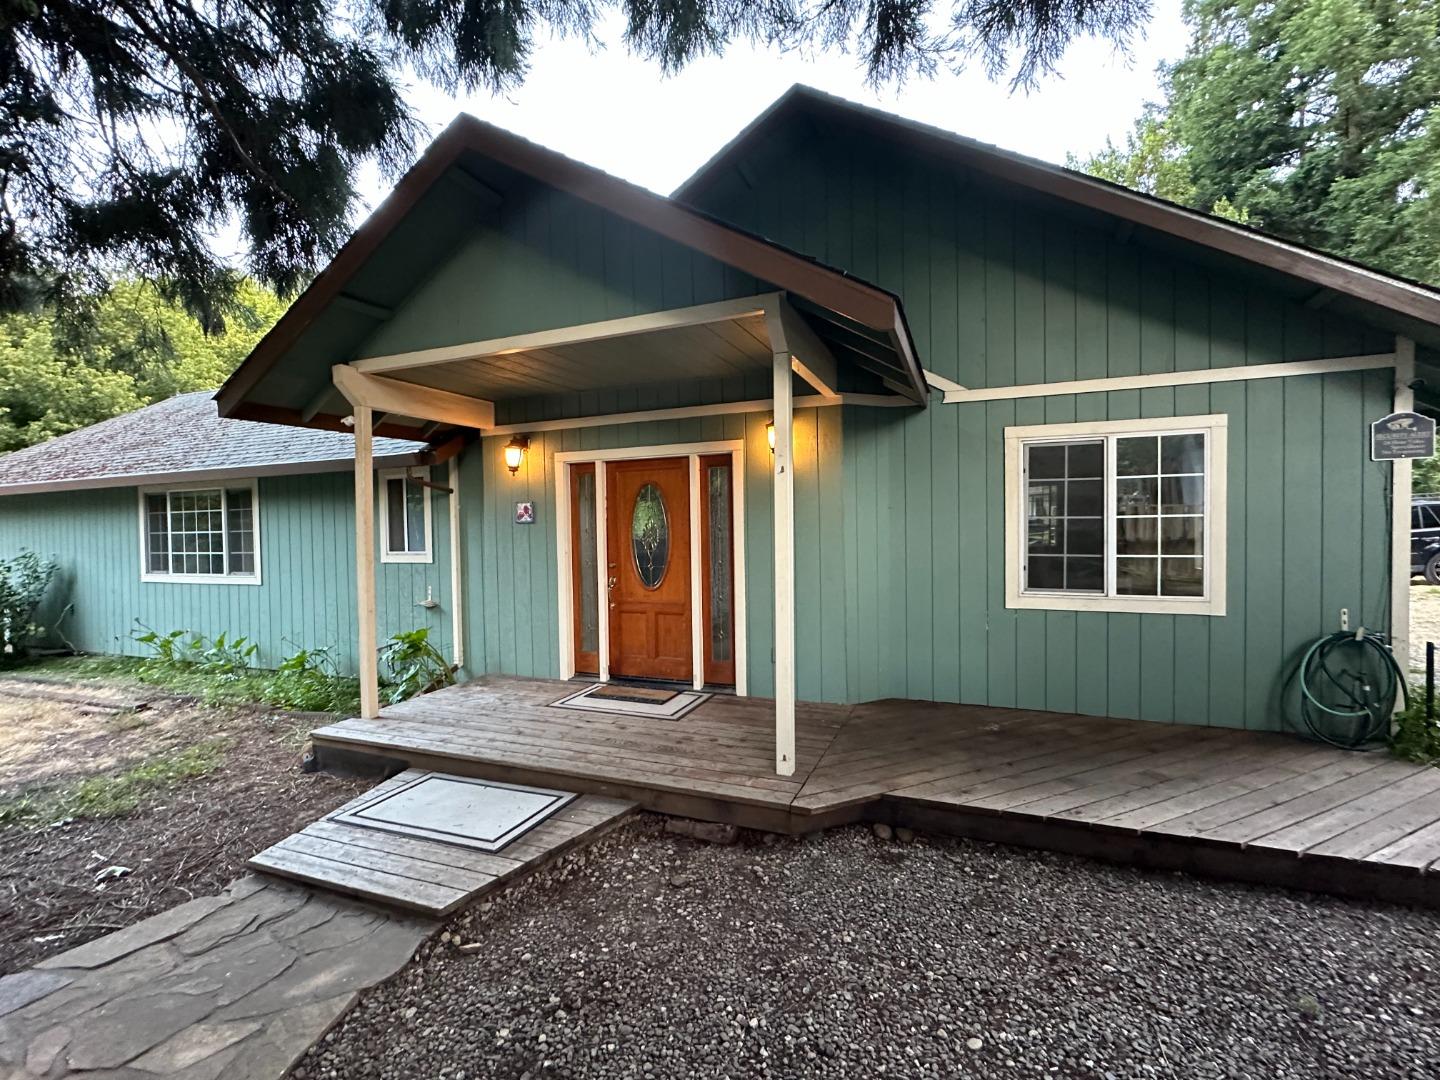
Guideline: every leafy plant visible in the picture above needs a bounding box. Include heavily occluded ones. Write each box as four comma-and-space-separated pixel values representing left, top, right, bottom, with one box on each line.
262, 644, 361, 715
380, 628, 456, 705
1392, 700, 1440, 766
0, 550, 58, 663
132, 623, 255, 680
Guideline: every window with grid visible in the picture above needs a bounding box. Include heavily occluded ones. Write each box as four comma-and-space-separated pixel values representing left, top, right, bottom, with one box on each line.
1011, 417, 1224, 613
141, 485, 259, 582
380, 470, 431, 562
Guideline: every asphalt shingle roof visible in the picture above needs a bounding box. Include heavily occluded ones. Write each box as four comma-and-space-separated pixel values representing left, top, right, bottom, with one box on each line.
0, 392, 428, 494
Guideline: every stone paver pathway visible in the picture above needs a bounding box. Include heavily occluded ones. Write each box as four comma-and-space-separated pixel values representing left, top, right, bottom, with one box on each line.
0, 875, 434, 1079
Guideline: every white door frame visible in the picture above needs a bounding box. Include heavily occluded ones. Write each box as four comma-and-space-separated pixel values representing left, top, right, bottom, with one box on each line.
554, 440, 748, 694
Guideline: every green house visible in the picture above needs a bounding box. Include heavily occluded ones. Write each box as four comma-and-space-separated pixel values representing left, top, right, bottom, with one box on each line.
9, 86, 1440, 777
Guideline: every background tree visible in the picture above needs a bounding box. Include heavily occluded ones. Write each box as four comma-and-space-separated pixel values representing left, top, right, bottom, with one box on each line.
5, 0, 1153, 326
0, 279, 283, 451
1072, 0, 1439, 285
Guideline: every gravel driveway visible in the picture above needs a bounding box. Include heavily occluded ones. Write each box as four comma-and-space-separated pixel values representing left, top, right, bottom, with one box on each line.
299, 817, 1440, 1080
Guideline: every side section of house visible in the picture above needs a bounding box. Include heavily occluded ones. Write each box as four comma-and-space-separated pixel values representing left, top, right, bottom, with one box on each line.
0, 469, 456, 673
681, 103, 1401, 731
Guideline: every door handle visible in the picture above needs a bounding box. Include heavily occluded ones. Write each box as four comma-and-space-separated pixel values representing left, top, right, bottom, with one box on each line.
608, 576, 617, 589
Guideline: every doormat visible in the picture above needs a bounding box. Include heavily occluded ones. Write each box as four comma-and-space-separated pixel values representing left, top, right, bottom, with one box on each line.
551, 683, 711, 720
590, 684, 680, 705
328, 772, 576, 853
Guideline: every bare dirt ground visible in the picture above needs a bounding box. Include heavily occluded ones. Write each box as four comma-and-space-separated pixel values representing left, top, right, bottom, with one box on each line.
0, 676, 367, 973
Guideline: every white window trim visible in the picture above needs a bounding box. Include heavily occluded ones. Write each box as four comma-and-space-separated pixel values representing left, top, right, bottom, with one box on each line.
378, 467, 433, 564
137, 480, 263, 586
1003, 414, 1228, 616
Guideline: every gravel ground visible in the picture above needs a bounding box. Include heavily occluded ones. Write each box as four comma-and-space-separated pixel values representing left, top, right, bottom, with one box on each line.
299, 816, 1440, 1080
1411, 586, 1440, 676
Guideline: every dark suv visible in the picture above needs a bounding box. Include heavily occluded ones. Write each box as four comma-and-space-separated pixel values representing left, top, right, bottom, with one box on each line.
1413, 495, 1440, 583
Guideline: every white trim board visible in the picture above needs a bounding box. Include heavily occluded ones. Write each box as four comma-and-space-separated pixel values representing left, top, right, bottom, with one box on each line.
1391, 336, 1416, 684
553, 440, 748, 697
484, 393, 913, 438
944, 353, 1396, 404
1002, 414, 1229, 617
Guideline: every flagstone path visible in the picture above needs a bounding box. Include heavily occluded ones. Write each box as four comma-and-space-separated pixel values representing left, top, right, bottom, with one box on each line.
0, 875, 434, 1079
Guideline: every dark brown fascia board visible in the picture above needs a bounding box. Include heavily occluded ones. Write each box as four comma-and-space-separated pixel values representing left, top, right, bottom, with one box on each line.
219, 111, 927, 419
676, 86, 1440, 332
216, 116, 481, 418
228, 402, 445, 443
0, 451, 429, 498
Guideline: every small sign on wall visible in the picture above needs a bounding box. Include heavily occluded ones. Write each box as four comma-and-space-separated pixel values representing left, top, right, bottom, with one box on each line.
514, 501, 536, 525
1371, 411, 1436, 461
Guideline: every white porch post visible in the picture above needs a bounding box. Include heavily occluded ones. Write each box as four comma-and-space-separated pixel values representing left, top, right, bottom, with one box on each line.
1392, 336, 1417, 681
354, 405, 381, 719
772, 347, 796, 776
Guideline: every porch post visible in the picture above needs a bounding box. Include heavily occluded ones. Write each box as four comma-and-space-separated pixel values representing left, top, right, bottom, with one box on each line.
773, 347, 796, 776
354, 405, 381, 719
1391, 336, 1417, 684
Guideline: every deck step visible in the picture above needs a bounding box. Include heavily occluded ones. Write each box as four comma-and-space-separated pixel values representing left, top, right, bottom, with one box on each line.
249, 770, 635, 916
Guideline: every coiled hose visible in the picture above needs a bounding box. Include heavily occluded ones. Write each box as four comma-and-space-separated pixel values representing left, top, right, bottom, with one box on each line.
1293, 630, 1408, 749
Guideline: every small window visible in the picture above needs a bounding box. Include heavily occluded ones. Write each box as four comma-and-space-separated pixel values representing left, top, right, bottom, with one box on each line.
140, 484, 261, 584
379, 469, 432, 563
1005, 416, 1227, 616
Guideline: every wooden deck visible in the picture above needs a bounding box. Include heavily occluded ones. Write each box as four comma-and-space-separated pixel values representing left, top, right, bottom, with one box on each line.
312, 677, 1440, 907
250, 768, 635, 915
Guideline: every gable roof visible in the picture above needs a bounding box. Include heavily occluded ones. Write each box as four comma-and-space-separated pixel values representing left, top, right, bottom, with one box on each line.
0, 392, 428, 497
675, 85, 1440, 349
216, 113, 927, 430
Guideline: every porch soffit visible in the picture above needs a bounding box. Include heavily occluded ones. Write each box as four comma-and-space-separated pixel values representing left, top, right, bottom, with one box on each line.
388, 313, 775, 400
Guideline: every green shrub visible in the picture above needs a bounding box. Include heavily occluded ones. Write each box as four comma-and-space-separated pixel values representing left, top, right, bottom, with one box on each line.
380, 627, 455, 705
262, 645, 361, 714
0, 550, 58, 663
1392, 700, 1440, 766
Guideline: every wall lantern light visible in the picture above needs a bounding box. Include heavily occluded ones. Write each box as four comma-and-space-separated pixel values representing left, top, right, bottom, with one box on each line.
766, 420, 776, 453
504, 435, 529, 476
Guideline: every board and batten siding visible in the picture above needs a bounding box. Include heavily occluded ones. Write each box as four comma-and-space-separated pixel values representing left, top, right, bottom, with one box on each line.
0, 471, 454, 674
677, 124, 1398, 731
456, 403, 853, 704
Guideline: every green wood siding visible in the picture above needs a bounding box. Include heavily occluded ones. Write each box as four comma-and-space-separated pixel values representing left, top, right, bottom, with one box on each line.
677, 126, 1399, 731
834, 370, 1391, 729
0, 472, 454, 674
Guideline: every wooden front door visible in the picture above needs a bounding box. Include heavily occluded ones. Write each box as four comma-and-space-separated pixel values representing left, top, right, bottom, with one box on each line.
606, 457, 692, 682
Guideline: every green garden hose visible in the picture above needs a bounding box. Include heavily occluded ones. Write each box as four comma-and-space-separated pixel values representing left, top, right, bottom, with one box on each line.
1292, 630, 1408, 750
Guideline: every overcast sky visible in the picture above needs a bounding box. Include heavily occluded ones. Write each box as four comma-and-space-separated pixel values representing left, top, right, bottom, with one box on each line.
377, 1, 1191, 206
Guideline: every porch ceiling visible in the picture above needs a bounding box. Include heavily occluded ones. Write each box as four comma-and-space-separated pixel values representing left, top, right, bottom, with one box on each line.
390, 313, 774, 400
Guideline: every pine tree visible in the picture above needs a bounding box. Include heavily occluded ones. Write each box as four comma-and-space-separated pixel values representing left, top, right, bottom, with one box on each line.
4, 0, 1153, 323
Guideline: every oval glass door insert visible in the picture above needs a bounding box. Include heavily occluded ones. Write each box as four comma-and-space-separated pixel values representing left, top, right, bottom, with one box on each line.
631, 482, 670, 590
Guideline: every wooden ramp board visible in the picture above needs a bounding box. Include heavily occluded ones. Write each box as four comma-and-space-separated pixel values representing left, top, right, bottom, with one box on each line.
248, 770, 635, 916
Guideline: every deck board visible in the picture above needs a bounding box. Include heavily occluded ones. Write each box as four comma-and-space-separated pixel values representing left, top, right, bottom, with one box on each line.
310, 676, 1440, 905
249, 769, 636, 915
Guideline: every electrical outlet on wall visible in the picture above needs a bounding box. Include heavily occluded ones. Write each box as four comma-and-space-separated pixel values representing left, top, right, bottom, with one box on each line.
1340, 608, 1350, 632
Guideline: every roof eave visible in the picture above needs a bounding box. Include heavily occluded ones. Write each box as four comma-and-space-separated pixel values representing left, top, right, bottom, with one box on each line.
220, 108, 929, 420
0, 450, 431, 498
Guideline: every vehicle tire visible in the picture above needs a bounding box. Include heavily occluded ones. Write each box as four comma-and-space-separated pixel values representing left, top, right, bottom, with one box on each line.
1425, 552, 1440, 586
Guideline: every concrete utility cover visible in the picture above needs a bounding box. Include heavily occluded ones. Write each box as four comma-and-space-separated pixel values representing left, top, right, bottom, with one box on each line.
330, 773, 576, 852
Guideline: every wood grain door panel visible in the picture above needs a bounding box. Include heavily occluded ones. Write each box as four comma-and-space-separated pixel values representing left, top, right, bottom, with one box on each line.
606, 457, 692, 682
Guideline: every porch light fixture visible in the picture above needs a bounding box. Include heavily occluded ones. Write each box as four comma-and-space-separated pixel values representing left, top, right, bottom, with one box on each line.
766, 420, 776, 453
504, 436, 529, 476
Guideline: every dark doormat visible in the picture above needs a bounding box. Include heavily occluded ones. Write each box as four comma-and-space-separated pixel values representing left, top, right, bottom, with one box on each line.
551, 683, 711, 719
